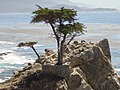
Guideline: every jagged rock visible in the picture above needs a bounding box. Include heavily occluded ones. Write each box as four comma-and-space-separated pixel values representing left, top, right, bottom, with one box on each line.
42, 65, 70, 79
73, 41, 79, 45
78, 80, 93, 90
0, 64, 70, 90
67, 68, 82, 90
0, 39, 119, 90
13, 71, 19, 76
0, 52, 11, 56
69, 41, 120, 90
57, 80, 68, 90
45, 48, 55, 56
36, 49, 57, 65
0, 52, 11, 60
70, 47, 95, 68
27, 63, 32, 66
81, 40, 86, 43
67, 67, 93, 90
98, 38, 111, 61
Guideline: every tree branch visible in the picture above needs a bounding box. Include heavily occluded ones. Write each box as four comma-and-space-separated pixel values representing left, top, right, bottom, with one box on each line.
31, 46, 40, 59
67, 34, 76, 45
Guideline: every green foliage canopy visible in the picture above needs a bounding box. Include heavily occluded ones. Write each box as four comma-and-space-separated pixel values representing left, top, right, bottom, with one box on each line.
31, 7, 85, 37
18, 42, 37, 47
31, 7, 76, 23
31, 6, 85, 65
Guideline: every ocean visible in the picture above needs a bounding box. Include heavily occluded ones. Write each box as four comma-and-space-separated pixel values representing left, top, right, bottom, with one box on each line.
0, 11, 120, 82
1, 12, 120, 26
78, 11, 120, 24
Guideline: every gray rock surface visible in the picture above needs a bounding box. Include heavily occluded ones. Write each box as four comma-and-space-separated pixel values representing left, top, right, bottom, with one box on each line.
0, 39, 119, 90
66, 40, 120, 90
98, 38, 111, 61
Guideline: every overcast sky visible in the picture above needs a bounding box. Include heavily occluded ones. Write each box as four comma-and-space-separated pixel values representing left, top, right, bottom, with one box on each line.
70, 0, 120, 9
0, 0, 119, 13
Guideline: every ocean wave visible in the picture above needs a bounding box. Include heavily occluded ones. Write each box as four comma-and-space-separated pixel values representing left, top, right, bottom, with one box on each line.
0, 77, 11, 83
0, 50, 13, 53
0, 41, 15, 45
0, 53, 34, 64
0, 66, 18, 69
0, 78, 5, 83
0, 69, 5, 73
115, 68, 120, 72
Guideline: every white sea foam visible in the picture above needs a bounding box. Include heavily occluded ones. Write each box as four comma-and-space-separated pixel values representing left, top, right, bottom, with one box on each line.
115, 68, 120, 72
18, 47, 29, 50
0, 50, 13, 53
34, 44, 43, 47
0, 41, 15, 44
4, 77, 11, 80
0, 53, 34, 64
0, 69, 5, 73
0, 79, 5, 83
0, 77, 11, 83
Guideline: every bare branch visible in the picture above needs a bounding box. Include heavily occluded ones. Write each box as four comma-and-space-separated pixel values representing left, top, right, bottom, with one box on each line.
67, 34, 76, 45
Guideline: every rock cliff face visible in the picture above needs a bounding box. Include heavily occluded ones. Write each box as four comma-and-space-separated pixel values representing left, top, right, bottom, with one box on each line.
98, 38, 111, 61
66, 39, 119, 90
0, 39, 119, 90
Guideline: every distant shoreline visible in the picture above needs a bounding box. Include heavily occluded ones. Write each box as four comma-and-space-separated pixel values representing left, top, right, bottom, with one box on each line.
0, 7, 119, 13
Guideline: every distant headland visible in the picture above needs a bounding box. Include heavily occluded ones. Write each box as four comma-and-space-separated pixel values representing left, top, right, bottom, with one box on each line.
0, 0, 119, 13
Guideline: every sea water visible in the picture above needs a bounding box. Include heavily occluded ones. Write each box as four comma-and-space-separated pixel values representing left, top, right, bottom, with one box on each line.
0, 12, 120, 82
78, 11, 120, 24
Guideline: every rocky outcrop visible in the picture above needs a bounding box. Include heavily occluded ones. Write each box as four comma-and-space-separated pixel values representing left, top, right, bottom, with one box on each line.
36, 48, 57, 65
0, 39, 119, 90
64, 39, 120, 90
0, 52, 11, 60
67, 67, 92, 90
98, 38, 111, 61
0, 52, 11, 56
0, 64, 69, 90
